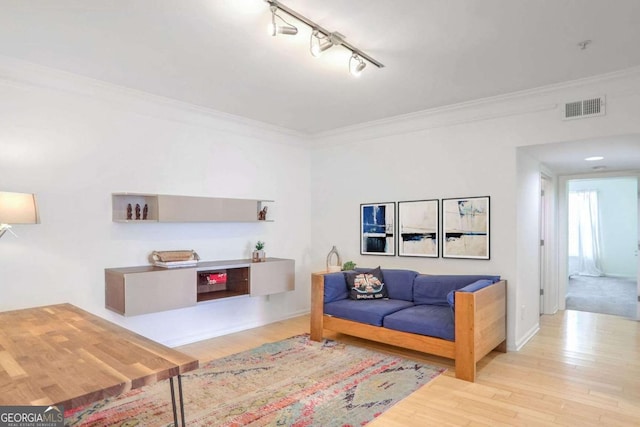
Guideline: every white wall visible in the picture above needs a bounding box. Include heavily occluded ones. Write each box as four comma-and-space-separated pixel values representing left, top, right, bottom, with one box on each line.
568, 177, 638, 277
0, 59, 312, 346
3, 57, 640, 352
516, 150, 542, 346
311, 69, 640, 349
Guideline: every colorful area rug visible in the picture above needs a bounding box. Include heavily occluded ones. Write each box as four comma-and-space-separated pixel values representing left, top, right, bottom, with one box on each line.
65, 334, 444, 426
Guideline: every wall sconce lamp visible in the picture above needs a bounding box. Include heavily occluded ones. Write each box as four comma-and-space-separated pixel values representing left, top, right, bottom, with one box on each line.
265, 0, 384, 76
0, 192, 39, 239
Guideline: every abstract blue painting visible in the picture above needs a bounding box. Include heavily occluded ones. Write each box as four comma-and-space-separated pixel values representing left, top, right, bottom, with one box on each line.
361, 202, 395, 255
398, 199, 439, 257
442, 196, 490, 259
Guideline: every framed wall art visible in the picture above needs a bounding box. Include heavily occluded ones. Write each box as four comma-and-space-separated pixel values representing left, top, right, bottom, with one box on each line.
398, 199, 439, 257
442, 196, 490, 259
360, 202, 396, 256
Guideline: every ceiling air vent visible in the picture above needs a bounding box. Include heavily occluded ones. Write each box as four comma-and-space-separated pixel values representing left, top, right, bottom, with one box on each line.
562, 96, 605, 120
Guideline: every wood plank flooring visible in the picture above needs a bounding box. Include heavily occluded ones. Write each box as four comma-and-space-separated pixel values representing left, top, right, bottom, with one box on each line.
177, 310, 640, 426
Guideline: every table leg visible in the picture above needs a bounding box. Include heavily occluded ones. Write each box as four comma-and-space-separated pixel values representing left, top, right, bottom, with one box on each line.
178, 375, 186, 426
170, 377, 179, 426
169, 375, 186, 426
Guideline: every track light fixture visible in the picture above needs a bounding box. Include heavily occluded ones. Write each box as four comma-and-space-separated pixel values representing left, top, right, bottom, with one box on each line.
268, 5, 298, 36
310, 30, 343, 58
310, 30, 332, 57
265, 0, 384, 76
349, 54, 366, 77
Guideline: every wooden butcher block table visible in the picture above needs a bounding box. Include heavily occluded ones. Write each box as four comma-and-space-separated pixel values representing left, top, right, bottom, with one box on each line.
0, 303, 198, 425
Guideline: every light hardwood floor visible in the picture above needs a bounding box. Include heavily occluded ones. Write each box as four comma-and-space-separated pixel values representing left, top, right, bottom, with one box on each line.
177, 310, 640, 426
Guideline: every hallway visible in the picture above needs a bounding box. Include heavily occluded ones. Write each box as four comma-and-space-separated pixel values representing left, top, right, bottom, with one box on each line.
566, 275, 636, 318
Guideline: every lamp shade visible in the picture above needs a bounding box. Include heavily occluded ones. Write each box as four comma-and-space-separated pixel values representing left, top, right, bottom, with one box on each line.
0, 192, 39, 224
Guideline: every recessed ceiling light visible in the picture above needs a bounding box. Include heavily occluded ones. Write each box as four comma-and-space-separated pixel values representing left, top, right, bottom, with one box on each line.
584, 156, 604, 161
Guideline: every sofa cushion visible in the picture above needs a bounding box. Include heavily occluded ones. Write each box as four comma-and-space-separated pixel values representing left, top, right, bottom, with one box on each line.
323, 272, 349, 303
346, 267, 388, 300
355, 268, 418, 301
383, 305, 455, 341
446, 279, 495, 309
324, 299, 414, 327
413, 275, 501, 306
379, 269, 418, 301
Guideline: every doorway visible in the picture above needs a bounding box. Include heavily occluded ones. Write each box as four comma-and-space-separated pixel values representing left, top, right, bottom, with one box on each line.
539, 175, 554, 314
565, 176, 638, 318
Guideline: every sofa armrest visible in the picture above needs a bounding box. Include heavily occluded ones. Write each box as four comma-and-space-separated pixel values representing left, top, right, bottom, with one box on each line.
454, 279, 507, 381
310, 272, 326, 341
446, 279, 495, 309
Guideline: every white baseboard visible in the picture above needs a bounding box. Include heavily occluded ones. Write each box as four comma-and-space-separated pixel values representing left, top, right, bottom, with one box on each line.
163, 309, 310, 348
510, 323, 540, 351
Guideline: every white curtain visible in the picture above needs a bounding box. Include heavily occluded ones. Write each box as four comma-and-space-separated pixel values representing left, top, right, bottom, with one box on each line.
568, 190, 603, 276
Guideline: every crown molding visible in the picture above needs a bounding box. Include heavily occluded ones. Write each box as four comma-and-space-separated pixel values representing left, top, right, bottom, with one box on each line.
0, 54, 310, 147
558, 169, 640, 180
3, 54, 640, 148
310, 66, 640, 147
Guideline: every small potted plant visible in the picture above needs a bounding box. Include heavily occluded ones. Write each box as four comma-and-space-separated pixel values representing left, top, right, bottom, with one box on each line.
253, 241, 266, 262
342, 261, 356, 271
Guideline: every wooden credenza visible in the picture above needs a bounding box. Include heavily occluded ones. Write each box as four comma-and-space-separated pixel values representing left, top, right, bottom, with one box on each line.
105, 258, 295, 316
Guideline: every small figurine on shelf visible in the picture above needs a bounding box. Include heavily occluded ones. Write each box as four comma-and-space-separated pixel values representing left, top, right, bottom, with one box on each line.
142, 204, 148, 220
135, 203, 141, 220
258, 206, 268, 221
126, 203, 133, 220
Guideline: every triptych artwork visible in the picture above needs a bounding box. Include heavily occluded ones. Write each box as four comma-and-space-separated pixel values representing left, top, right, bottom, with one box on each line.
360, 196, 490, 260
360, 202, 396, 256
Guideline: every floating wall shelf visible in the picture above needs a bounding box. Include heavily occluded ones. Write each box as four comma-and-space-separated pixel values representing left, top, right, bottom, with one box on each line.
112, 193, 273, 223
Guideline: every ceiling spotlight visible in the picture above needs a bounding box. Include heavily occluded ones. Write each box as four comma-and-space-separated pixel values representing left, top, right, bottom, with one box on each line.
584, 156, 604, 161
310, 30, 343, 57
268, 5, 298, 36
310, 30, 333, 57
264, 0, 383, 76
349, 54, 366, 77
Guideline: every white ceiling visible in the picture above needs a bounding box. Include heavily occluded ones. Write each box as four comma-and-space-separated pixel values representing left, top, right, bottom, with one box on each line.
520, 135, 640, 176
1, 0, 639, 174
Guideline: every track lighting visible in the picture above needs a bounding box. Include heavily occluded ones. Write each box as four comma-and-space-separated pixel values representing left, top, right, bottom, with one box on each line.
349, 54, 366, 77
310, 30, 332, 57
265, 0, 384, 76
310, 30, 343, 58
268, 5, 298, 36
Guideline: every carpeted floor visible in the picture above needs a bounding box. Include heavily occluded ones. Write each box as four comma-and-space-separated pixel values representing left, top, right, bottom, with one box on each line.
566, 275, 637, 318
65, 334, 444, 426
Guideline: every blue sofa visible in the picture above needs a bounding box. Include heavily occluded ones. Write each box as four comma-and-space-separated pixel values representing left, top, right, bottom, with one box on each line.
310, 268, 507, 382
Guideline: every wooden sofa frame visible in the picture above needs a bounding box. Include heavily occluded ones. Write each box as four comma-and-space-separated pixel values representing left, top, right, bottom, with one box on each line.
310, 273, 507, 382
